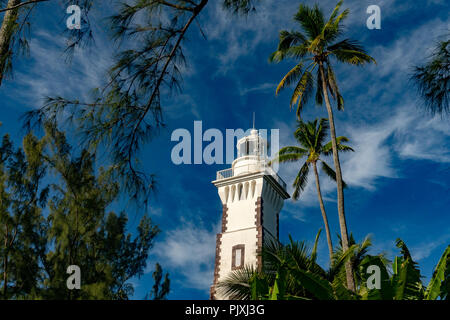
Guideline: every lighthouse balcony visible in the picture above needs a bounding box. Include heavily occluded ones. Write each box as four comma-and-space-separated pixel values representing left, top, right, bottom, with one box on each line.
216, 164, 287, 190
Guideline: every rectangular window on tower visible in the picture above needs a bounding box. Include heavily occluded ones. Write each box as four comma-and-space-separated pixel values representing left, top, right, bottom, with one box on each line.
232, 244, 245, 270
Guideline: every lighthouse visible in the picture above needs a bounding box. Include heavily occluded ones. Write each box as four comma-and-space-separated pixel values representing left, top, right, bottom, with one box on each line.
210, 128, 289, 300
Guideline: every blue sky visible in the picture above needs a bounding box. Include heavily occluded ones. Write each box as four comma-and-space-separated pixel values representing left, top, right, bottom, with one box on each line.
1, 0, 449, 299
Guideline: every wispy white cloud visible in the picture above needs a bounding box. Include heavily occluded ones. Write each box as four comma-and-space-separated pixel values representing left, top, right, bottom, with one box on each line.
274, 105, 450, 210
394, 115, 450, 163
201, 0, 436, 76
9, 27, 113, 108
411, 232, 450, 261
150, 219, 220, 292
239, 82, 277, 96
281, 202, 308, 222
342, 106, 450, 187
203, 0, 297, 74
165, 93, 201, 120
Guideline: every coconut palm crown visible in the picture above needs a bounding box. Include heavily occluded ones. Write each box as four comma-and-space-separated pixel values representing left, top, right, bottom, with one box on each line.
269, 0, 376, 117
271, 118, 353, 201
270, 118, 353, 260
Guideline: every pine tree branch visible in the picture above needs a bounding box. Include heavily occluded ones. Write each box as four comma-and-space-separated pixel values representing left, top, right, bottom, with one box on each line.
156, 0, 194, 11
127, 0, 208, 174
0, 0, 49, 13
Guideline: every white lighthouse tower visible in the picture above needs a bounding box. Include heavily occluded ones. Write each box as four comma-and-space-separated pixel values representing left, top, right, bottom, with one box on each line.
210, 128, 289, 300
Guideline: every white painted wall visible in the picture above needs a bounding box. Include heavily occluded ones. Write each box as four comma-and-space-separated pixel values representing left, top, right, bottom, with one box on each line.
214, 175, 286, 299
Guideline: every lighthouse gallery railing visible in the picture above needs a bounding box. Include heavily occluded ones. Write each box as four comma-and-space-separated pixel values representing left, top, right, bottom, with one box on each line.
216, 166, 287, 190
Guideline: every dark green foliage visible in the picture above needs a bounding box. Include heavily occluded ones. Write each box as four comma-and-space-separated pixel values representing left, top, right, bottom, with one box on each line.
0, 133, 48, 299
391, 239, 424, 300
219, 232, 450, 300
216, 265, 259, 300
147, 263, 170, 300
439, 249, 450, 300
0, 126, 166, 300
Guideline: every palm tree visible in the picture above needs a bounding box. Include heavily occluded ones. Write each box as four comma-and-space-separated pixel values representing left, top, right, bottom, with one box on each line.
218, 233, 450, 300
270, 118, 353, 261
269, 1, 375, 291
217, 230, 360, 300
412, 38, 449, 115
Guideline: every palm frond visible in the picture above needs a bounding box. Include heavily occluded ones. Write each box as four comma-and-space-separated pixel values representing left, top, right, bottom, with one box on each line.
315, 118, 329, 149
322, 136, 354, 155
275, 62, 304, 95
331, 49, 376, 65
289, 267, 335, 300
315, 69, 324, 105
294, 4, 325, 40
328, 243, 360, 280
292, 162, 310, 200
327, 38, 364, 52
289, 70, 314, 118
269, 30, 308, 62
270, 152, 305, 165
294, 120, 314, 149
321, 160, 347, 189
278, 146, 308, 156
216, 264, 258, 300
262, 239, 289, 275
310, 228, 322, 264
285, 44, 310, 60
321, 1, 349, 44
269, 146, 308, 166
326, 63, 344, 110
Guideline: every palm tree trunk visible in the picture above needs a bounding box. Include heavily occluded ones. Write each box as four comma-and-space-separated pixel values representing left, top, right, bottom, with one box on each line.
319, 62, 355, 292
312, 162, 333, 261
0, 0, 21, 86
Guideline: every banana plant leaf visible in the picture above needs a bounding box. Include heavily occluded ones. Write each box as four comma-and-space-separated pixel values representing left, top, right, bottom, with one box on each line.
425, 245, 450, 300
